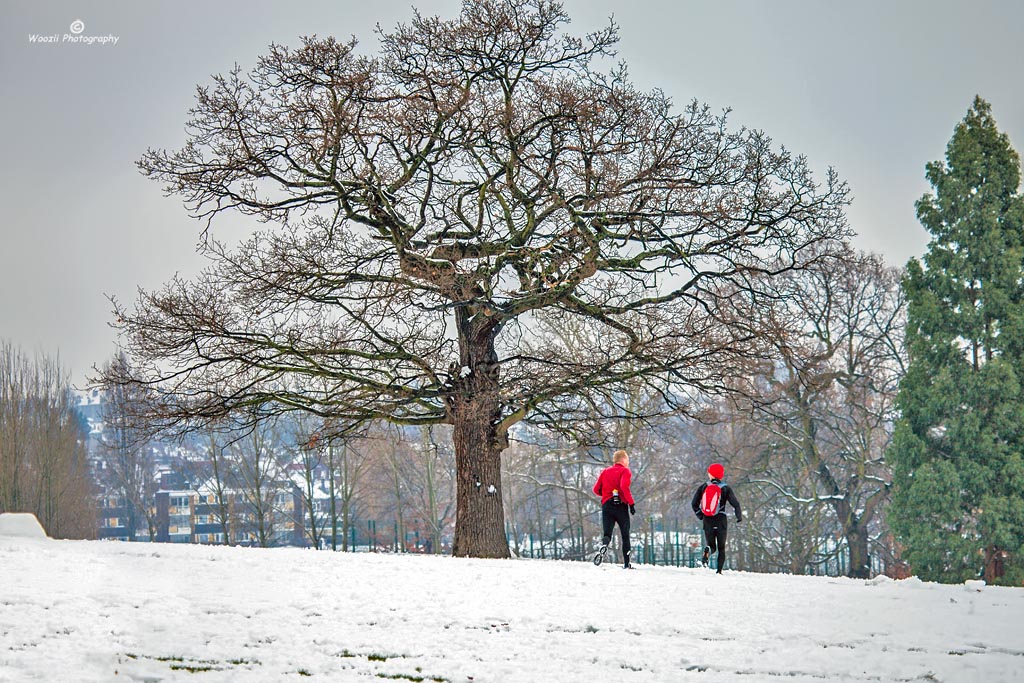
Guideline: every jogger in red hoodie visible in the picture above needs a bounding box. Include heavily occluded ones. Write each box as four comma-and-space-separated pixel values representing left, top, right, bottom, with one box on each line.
592, 449, 636, 568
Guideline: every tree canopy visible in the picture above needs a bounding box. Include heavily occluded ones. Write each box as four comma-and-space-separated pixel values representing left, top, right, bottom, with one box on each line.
111, 0, 850, 556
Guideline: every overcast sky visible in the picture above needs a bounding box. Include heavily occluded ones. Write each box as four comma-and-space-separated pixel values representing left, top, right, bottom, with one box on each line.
2, 0, 1023, 386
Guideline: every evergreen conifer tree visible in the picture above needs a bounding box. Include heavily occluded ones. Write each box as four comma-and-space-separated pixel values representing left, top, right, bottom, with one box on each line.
890, 97, 1024, 585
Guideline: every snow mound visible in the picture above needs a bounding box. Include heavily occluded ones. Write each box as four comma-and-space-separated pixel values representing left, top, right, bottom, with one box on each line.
896, 576, 928, 589
964, 579, 986, 592
0, 513, 48, 539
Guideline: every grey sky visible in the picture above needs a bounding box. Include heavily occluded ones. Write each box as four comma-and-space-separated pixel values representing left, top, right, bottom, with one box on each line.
2, 0, 1023, 386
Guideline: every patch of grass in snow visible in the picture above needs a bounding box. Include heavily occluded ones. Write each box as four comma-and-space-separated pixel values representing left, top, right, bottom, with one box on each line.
169, 662, 217, 673
544, 625, 601, 634
156, 655, 221, 673
338, 650, 404, 662
297, 669, 312, 676
125, 653, 232, 674
375, 674, 448, 682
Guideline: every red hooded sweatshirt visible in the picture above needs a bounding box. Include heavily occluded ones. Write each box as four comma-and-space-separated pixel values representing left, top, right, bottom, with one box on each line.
593, 463, 634, 505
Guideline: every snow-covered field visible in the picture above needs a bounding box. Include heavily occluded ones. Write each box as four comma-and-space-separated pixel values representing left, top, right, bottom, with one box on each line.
2, 533, 1022, 682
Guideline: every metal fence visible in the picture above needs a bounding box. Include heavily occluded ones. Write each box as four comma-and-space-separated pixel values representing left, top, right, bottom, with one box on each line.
318, 517, 888, 577
510, 517, 889, 577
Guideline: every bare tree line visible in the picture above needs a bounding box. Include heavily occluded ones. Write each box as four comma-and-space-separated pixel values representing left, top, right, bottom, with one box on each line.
156, 417, 457, 552
0, 340, 94, 538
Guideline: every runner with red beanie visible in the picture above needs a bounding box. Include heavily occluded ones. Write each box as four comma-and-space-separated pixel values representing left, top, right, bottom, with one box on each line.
691, 462, 742, 574
592, 449, 635, 568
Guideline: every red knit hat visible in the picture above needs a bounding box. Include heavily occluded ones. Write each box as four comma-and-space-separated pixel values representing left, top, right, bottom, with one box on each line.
707, 463, 724, 480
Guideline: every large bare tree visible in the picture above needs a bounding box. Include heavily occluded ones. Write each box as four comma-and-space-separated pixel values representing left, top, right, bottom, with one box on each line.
110, 0, 849, 556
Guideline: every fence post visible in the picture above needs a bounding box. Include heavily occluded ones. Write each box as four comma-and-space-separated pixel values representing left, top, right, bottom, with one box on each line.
663, 518, 669, 566
649, 516, 655, 565
674, 519, 680, 567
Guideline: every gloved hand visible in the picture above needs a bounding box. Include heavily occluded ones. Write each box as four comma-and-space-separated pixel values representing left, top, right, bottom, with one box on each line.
736, 515, 743, 523
696, 512, 704, 520
629, 504, 636, 516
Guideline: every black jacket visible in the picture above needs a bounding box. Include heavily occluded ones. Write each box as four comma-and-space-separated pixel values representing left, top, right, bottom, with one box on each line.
691, 479, 742, 521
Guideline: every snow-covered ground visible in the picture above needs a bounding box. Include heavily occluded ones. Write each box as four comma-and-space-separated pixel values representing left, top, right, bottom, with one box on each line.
1, 534, 1022, 682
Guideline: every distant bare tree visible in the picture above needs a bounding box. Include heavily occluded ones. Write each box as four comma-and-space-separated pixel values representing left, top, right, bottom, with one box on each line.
97, 352, 159, 540
378, 426, 413, 551
227, 420, 288, 547
0, 340, 94, 538
401, 426, 456, 554
206, 431, 237, 544
724, 249, 905, 577
110, 0, 849, 556
328, 435, 368, 551
180, 427, 238, 545
295, 425, 330, 550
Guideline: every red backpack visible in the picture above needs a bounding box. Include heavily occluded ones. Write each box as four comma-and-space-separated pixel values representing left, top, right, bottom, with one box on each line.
700, 483, 723, 517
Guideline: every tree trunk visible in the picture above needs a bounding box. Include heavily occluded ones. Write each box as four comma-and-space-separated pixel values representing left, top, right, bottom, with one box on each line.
329, 443, 339, 551
449, 308, 509, 558
451, 395, 508, 557
983, 545, 1006, 584
422, 428, 441, 555
125, 500, 138, 542
389, 445, 406, 552
846, 525, 871, 579
823, 476, 872, 578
